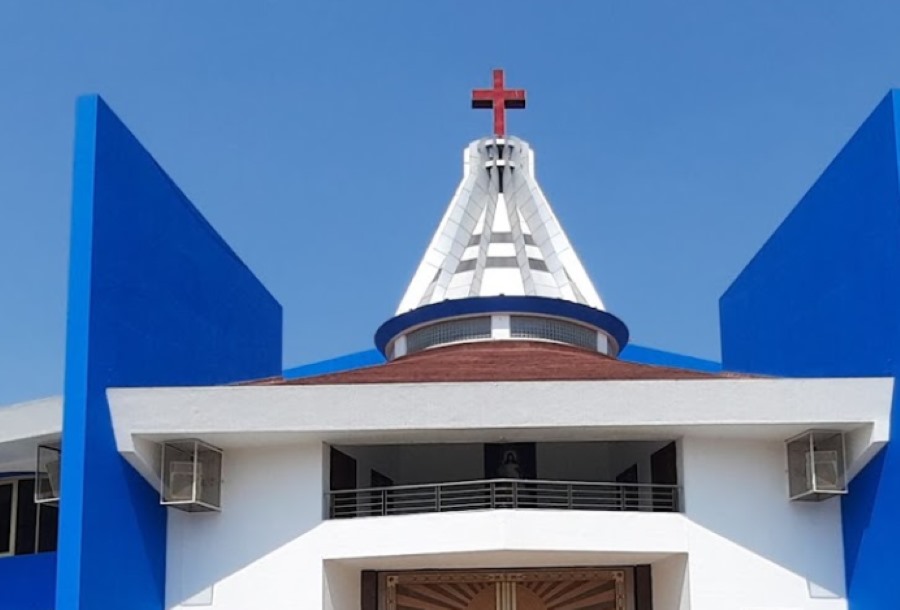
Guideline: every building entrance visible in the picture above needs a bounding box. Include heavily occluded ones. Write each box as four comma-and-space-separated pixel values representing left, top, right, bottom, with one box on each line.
383, 568, 626, 610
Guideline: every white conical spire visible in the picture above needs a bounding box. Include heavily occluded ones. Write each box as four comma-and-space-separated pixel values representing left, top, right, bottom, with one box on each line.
397, 136, 604, 314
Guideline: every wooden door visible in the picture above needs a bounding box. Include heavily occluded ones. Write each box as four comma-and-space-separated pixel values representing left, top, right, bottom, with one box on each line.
329, 447, 357, 491
329, 448, 358, 518
513, 571, 623, 609
650, 442, 677, 512
390, 578, 495, 609
384, 569, 625, 610
650, 443, 676, 486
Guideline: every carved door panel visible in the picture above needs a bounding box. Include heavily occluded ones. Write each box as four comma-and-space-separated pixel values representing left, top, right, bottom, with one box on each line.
384, 569, 625, 610
514, 572, 623, 609
389, 579, 494, 609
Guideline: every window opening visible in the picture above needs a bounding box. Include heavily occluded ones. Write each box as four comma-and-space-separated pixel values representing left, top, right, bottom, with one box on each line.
510, 316, 597, 351
0, 477, 58, 557
405, 317, 492, 355
0, 482, 13, 556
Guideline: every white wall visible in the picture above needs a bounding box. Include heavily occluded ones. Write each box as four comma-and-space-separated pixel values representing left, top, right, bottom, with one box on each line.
166, 436, 849, 610
681, 436, 847, 610
166, 442, 327, 609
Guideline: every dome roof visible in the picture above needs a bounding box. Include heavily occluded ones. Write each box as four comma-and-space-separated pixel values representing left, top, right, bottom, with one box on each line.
252, 341, 742, 386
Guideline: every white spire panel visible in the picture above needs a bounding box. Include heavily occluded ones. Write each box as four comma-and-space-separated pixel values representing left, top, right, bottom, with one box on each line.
397, 136, 605, 314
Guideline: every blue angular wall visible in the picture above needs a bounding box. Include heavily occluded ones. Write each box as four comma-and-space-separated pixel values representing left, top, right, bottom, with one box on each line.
58, 96, 282, 610
720, 91, 900, 609
0, 553, 57, 610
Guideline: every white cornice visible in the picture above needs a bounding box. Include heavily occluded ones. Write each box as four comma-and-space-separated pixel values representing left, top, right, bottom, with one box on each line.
107, 376, 893, 488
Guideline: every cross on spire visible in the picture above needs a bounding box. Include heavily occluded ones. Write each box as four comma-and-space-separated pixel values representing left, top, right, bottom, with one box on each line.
471, 69, 526, 136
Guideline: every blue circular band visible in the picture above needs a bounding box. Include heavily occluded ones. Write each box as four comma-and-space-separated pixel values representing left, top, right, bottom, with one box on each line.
374, 296, 629, 356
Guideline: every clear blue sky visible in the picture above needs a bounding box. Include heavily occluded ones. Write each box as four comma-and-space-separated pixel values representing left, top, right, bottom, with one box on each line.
2, 1, 899, 404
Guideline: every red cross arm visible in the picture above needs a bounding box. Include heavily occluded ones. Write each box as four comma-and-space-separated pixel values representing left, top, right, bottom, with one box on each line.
471, 69, 527, 136
502, 90, 526, 108
471, 89, 498, 108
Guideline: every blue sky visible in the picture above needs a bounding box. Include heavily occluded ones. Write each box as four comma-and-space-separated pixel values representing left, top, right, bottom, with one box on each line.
2, 1, 900, 404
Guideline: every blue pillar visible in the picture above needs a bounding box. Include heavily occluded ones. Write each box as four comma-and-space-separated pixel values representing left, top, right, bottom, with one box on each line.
57, 96, 282, 610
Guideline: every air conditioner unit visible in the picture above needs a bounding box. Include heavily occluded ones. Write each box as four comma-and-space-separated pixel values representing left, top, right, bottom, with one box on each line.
168, 461, 202, 502
786, 430, 847, 501
35, 443, 62, 505
160, 440, 222, 512
813, 450, 841, 490
45, 459, 61, 498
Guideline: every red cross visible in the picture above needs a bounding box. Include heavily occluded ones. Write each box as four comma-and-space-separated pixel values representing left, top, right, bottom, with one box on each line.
471, 69, 526, 136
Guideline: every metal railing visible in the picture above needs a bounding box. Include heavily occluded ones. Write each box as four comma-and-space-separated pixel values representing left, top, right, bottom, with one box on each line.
326, 478, 680, 519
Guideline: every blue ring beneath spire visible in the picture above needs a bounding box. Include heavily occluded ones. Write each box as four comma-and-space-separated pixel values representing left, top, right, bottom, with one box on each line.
375, 296, 629, 356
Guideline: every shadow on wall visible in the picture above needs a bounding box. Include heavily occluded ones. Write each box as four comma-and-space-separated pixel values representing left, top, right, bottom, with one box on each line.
683, 437, 846, 601
324, 560, 361, 610
165, 444, 324, 607
651, 554, 689, 610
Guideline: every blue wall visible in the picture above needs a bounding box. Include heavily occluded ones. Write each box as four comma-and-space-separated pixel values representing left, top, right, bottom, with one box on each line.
720, 91, 900, 609
283, 349, 385, 379
58, 96, 282, 610
620, 344, 721, 372
0, 553, 57, 610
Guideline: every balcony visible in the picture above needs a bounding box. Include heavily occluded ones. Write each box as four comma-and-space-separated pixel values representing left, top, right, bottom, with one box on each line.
327, 477, 679, 519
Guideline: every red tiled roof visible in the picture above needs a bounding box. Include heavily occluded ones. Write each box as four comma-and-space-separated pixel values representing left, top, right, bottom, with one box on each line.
250, 341, 745, 386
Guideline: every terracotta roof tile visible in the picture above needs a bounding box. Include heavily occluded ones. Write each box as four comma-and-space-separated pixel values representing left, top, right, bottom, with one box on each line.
250, 341, 745, 386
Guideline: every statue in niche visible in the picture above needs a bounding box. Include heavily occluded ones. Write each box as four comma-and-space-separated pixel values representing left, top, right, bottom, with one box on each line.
484, 442, 536, 480
498, 450, 522, 479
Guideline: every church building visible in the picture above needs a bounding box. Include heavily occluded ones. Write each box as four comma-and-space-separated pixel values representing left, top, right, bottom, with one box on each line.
1, 71, 900, 610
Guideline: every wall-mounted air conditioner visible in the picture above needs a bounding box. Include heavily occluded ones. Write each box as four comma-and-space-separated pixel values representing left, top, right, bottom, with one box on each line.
786, 430, 847, 502
34, 443, 61, 505
160, 439, 222, 512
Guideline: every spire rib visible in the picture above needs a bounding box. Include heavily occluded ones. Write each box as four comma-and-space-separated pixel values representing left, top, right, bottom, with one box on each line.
430, 164, 491, 303
504, 162, 536, 297
469, 153, 500, 297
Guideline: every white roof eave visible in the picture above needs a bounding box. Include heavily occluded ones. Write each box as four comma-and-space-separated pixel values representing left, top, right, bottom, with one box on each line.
0, 396, 63, 472
108, 376, 893, 487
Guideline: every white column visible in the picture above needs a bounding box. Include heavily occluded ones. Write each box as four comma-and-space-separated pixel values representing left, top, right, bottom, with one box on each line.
392, 335, 407, 359
597, 332, 610, 355
492, 314, 511, 340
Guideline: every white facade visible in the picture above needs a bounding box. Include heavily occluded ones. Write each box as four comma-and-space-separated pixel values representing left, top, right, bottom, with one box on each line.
158, 437, 849, 610
398, 137, 604, 313
96, 375, 893, 609
0, 374, 891, 608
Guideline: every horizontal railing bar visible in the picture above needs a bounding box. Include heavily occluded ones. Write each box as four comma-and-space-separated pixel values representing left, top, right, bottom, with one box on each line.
325, 478, 679, 496
327, 478, 680, 519
333, 493, 676, 501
